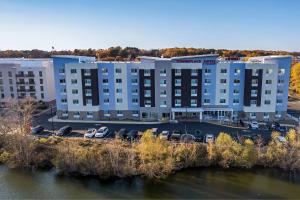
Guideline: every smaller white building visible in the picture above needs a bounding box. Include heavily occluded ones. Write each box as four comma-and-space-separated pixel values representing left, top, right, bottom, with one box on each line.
0, 58, 55, 105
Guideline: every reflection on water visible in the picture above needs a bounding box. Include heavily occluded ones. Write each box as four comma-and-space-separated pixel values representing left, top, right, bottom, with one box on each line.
0, 166, 300, 199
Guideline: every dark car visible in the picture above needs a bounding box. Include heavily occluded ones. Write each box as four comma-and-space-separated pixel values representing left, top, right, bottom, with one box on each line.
115, 128, 128, 139
194, 135, 204, 142
180, 134, 196, 143
56, 126, 72, 136
31, 125, 44, 134
127, 130, 139, 141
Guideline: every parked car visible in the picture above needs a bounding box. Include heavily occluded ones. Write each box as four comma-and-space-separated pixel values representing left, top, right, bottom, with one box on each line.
115, 128, 128, 139
271, 122, 280, 130
95, 127, 109, 138
31, 125, 44, 134
56, 126, 72, 136
249, 121, 259, 129
205, 134, 214, 143
170, 130, 181, 141
151, 128, 159, 136
180, 134, 195, 143
194, 135, 204, 142
84, 128, 97, 138
277, 136, 287, 143
159, 130, 171, 140
127, 130, 139, 141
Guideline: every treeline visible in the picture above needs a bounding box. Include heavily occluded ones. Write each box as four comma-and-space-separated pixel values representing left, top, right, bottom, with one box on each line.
1, 47, 299, 61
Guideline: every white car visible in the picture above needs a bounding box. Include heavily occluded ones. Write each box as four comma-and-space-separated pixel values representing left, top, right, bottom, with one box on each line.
205, 134, 214, 143
84, 128, 97, 138
249, 121, 259, 129
95, 127, 109, 138
159, 131, 170, 140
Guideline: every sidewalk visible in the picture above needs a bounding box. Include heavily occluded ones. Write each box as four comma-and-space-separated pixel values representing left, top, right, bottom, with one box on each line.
48, 115, 167, 125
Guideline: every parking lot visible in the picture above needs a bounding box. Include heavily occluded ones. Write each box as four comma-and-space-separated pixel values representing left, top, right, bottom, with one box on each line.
31, 108, 286, 142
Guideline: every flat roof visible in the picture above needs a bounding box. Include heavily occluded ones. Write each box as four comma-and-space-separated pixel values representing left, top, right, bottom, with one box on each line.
52, 55, 95, 59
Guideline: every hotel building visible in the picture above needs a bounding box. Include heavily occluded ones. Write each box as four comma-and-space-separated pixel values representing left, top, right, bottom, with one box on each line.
53, 54, 291, 121
0, 58, 55, 105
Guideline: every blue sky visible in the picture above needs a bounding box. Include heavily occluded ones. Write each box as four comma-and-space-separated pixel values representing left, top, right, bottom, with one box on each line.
0, 0, 299, 51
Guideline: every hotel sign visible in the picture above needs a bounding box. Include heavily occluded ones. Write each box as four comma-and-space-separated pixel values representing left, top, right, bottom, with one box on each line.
174, 59, 216, 65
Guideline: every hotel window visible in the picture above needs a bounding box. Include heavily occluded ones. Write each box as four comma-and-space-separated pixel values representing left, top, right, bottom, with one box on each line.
8, 71, 12, 77
220, 89, 226, 94
73, 112, 80, 118
60, 79, 66, 84
71, 79, 77, 84
9, 79, 13, 84
252, 69, 259, 76
175, 79, 181, 86
160, 90, 167, 97
40, 86, 44, 91
87, 112, 93, 118
104, 98, 109, 104
132, 110, 139, 116
278, 79, 284, 84
1, 94, 4, 98
277, 89, 284, 94
144, 69, 151, 76
251, 90, 257, 96
39, 71, 43, 77
204, 89, 209, 95
116, 79, 122, 83
191, 69, 198, 76
131, 68, 137, 74
160, 79, 167, 86
160, 69, 167, 76
204, 99, 210, 104
132, 89, 138, 95
71, 69, 77, 74
191, 79, 198, 86
250, 112, 256, 118
175, 99, 181, 106
132, 98, 138, 104
204, 69, 211, 74
278, 68, 285, 75
175, 69, 181, 76
264, 100, 271, 105
117, 98, 123, 103
85, 89, 92, 96
132, 78, 138, 84
264, 113, 269, 119
219, 99, 226, 104
251, 79, 258, 85
277, 99, 283, 104
11, 93, 14, 98
234, 79, 240, 84
144, 79, 151, 87
220, 79, 227, 84
250, 100, 257, 105
116, 88, 122, 94
102, 68, 108, 74
0, 72, 2, 77
73, 99, 79, 104
233, 89, 239, 95
144, 90, 151, 97
220, 69, 227, 73
160, 101, 167, 107
234, 69, 240, 75
103, 88, 109, 94
175, 89, 181, 96
103, 79, 109, 84
60, 88, 66, 94
191, 99, 197, 107
85, 79, 91, 86
86, 99, 92, 105
84, 69, 91, 76
59, 69, 65, 74
144, 100, 151, 107
265, 90, 271, 95
115, 68, 122, 74
266, 69, 273, 74
40, 79, 43, 84
275, 111, 281, 117
204, 79, 211, 84
104, 110, 110, 116
191, 89, 197, 96
233, 99, 239, 104
266, 80, 272, 84
10, 86, 13, 92
72, 89, 78, 94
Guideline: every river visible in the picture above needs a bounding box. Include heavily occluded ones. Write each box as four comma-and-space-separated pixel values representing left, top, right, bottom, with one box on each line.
0, 166, 300, 199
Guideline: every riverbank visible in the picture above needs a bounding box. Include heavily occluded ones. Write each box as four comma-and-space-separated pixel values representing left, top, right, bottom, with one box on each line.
1, 128, 300, 180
